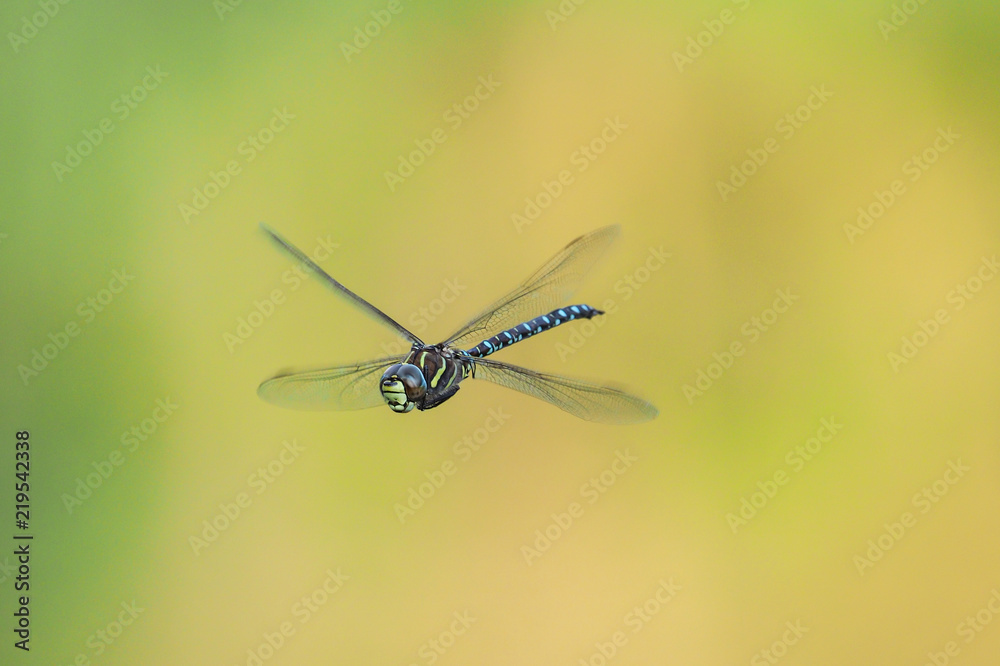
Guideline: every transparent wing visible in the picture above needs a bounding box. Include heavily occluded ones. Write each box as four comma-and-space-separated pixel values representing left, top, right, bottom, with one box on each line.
443, 225, 621, 348
257, 356, 401, 411
470, 357, 658, 425
260, 223, 422, 345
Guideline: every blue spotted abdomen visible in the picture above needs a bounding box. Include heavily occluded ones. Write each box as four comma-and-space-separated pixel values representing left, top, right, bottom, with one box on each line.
464, 304, 603, 358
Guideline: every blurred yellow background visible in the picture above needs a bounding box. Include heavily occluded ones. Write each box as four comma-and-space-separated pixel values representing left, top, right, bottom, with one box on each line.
2, 1, 999, 664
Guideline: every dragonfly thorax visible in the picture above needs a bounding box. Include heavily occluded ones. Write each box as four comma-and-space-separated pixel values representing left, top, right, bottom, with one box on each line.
379, 345, 473, 414
380, 363, 426, 413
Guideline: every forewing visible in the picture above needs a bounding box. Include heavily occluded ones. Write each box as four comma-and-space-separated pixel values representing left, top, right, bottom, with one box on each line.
470, 357, 658, 425
257, 356, 400, 411
260, 224, 422, 345
444, 225, 621, 348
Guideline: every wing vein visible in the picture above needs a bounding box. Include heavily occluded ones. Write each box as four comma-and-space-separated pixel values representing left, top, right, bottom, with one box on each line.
469, 356, 657, 424
260, 224, 421, 344
444, 226, 620, 348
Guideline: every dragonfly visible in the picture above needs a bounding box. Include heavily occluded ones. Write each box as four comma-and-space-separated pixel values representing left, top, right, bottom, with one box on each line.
257, 224, 657, 424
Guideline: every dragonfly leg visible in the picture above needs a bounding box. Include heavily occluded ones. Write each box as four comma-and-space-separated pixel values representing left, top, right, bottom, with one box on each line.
420, 384, 461, 410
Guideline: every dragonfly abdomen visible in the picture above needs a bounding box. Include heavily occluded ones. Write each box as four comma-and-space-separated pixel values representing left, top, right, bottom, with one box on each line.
464, 305, 603, 358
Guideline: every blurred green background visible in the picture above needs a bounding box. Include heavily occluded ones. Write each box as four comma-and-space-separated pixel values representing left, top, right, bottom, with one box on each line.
2, 0, 1000, 664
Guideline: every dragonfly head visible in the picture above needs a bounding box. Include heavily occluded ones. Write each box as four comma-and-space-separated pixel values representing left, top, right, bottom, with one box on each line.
380, 363, 427, 413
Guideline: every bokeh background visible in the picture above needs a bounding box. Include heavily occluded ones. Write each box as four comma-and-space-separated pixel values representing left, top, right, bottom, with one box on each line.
2, 1, 999, 664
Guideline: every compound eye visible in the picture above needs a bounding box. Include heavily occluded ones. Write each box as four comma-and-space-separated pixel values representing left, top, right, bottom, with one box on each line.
396, 364, 427, 400
380, 364, 412, 413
